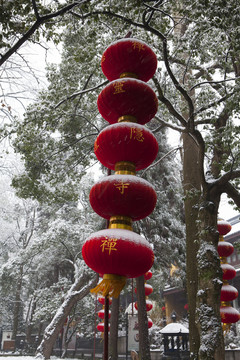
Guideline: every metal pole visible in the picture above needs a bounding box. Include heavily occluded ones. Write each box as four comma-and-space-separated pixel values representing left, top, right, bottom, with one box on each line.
104, 295, 109, 360
126, 313, 128, 360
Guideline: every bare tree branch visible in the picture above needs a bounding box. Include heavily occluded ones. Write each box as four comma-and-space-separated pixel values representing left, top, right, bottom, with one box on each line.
0, 0, 91, 67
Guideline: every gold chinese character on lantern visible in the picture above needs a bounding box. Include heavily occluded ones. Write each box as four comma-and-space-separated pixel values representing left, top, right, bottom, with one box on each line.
113, 81, 126, 94
132, 42, 145, 52
114, 180, 130, 194
101, 237, 118, 255
130, 127, 144, 142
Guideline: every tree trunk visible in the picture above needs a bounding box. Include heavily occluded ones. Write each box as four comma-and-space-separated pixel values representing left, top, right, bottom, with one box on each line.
182, 133, 201, 359
196, 191, 224, 360
109, 296, 120, 360
36, 272, 98, 360
136, 276, 150, 360
12, 265, 23, 341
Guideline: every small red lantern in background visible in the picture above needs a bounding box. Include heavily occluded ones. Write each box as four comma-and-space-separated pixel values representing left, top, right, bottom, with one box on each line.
101, 38, 157, 82
97, 322, 110, 332
98, 309, 111, 320
144, 271, 153, 281
218, 219, 232, 236
134, 300, 153, 312
98, 296, 112, 305
220, 306, 240, 328
221, 263, 236, 281
218, 241, 234, 258
134, 284, 153, 297
148, 318, 153, 329
220, 284, 238, 302
184, 304, 189, 311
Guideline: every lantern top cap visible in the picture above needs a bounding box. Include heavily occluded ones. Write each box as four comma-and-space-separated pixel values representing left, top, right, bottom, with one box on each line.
101, 38, 157, 82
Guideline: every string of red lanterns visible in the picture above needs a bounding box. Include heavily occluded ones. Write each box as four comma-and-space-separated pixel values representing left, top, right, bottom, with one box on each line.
96, 296, 112, 335
134, 270, 153, 328
82, 38, 159, 299
217, 219, 240, 332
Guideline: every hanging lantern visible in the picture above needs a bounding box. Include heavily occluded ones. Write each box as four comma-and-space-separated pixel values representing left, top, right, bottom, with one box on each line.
98, 296, 112, 305
98, 309, 111, 320
97, 78, 158, 125
97, 322, 110, 332
184, 304, 189, 311
94, 122, 158, 171
220, 305, 240, 324
101, 38, 157, 82
217, 219, 232, 236
217, 241, 234, 258
135, 283, 153, 296
148, 318, 153, 329
220, 284, 238, 302
221, 263, 236, 280
82, 228, 154, 297
89, 174, 157, 221
144, 270, 153, 281
134, 300, 153, 312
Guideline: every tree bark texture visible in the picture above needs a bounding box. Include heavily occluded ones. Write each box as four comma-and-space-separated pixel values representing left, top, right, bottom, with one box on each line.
196, 192, 224, 360
182, 133, 201, 359
109, 296, 120, 360
136, 276, 151, 360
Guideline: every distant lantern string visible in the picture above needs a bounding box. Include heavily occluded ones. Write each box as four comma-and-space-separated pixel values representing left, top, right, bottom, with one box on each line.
82, 38, 159, 298
134, 270, 153, 329
217, 219, 240, 332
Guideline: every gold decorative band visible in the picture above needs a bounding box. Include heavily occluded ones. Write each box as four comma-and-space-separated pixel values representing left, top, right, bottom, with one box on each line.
103, 274, 126, 281
219, 235, 224, 241
119, 72, 138, 79
118, 115, 137, 123
221, 301, 231, 307
109, 216, 133, 231
115, 161, 136, 175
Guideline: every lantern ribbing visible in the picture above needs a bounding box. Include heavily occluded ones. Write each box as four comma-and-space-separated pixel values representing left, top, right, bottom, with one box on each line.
82, 38, 158, 299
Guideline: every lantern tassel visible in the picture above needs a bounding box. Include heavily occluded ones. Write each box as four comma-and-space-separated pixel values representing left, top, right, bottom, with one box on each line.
91, 274, 126, 298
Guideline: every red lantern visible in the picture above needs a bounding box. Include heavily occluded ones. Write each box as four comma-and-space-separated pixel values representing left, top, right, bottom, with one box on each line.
144, 270, 153, 281
220, 306, 240, 323
82, 228, 154, 297
162, 306, 166, 312
98, 296, 112, 305
220, 284, 238, 302
148, 318, 153, 329
217, 241, 234, 258
221, 263, 236, 281
135, 284, 153, 296
89, 175, 157, 221
101, 38, 157, 82
97, 322, 110, 332
184, 304, 189, 311
98, 309, 111, 319
94, 122, 158, 171
217, 219, 232, 236
97, 78, 158, 125
134, 300, 153, 312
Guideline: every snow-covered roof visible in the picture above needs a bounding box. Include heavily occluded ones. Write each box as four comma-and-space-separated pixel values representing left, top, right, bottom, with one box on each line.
160, 323, 189, 334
